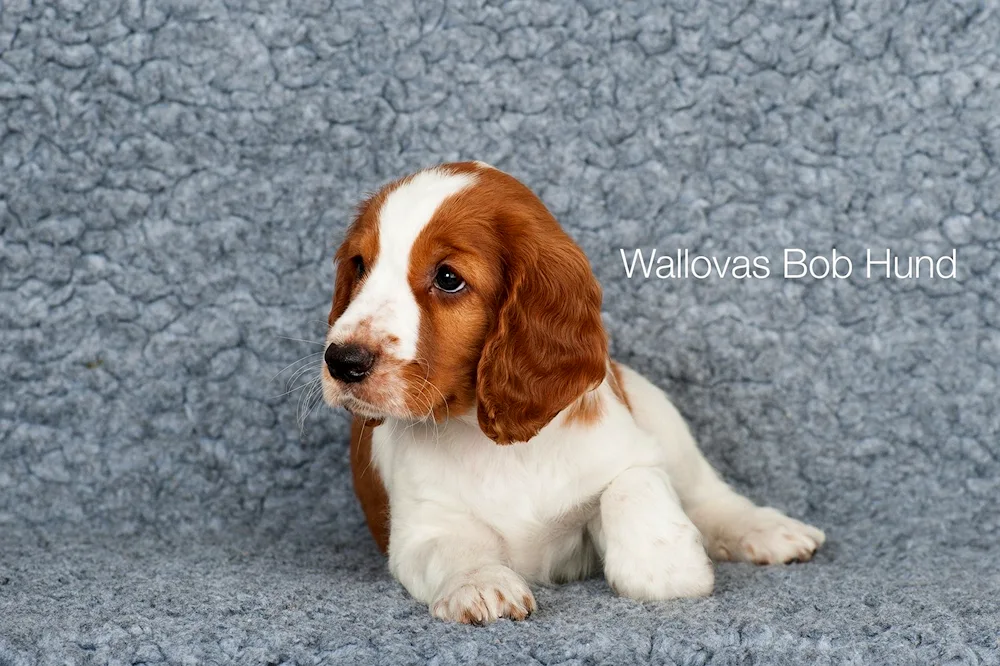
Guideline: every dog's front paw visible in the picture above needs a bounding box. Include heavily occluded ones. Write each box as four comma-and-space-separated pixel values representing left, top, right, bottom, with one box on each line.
604, 521, 714, 601
716, 507, 826, 565
430, 565, 536, 625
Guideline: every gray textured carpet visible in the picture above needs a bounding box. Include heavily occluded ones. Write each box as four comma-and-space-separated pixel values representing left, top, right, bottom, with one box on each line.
2, 0, 999, 664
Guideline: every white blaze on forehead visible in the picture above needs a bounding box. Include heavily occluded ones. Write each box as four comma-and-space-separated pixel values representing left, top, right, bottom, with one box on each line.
328, 168, 477, 360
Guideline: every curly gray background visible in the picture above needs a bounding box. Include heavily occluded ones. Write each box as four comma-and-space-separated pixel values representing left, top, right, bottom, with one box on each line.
2, 0, 999, 664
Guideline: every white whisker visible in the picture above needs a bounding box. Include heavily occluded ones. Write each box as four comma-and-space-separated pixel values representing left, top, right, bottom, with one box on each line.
276, 335, 325, 346
268, 352, 323, 385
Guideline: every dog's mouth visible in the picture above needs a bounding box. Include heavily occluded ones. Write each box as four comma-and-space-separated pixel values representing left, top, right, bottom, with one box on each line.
320, 362, 407, 421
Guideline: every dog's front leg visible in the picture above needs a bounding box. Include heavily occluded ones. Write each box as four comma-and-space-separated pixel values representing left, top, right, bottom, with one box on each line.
591, 467, 715, 600
388, 504, 535, 625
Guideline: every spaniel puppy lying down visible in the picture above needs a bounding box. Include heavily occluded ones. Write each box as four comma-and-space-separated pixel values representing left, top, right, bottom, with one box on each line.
321, 162, 825, 624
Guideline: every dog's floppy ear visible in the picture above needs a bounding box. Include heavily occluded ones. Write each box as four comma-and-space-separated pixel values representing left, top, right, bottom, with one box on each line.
476, 227, 607, 444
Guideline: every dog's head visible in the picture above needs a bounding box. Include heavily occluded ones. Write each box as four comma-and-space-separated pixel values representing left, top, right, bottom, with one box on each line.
322, 162, 607, 444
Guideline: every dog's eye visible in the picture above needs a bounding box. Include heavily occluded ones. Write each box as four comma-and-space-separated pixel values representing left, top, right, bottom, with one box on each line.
352, 255, 365, 278
433, 265, 466, 293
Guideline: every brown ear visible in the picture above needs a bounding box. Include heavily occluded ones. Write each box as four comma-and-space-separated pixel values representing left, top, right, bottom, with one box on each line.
476, 232, 608, 444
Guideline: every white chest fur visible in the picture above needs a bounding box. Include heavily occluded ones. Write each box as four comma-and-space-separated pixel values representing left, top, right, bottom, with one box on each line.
371, 382, 667, 585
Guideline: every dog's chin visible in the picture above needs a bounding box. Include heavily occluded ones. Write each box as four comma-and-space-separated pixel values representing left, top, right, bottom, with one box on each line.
341, 396, 389, 422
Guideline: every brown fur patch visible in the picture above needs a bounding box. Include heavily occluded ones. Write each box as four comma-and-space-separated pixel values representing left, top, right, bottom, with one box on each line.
562, 389, 605, 426
609, 361, 633, 413
391, 161, 608, 441
401, 193, 505, 420
349, 416, 389, 555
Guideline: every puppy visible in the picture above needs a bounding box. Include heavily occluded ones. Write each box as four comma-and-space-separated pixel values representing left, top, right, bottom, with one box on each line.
321, 162, 825, 624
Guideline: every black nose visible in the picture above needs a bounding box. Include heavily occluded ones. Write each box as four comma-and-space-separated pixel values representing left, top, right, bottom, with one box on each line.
325, 343, 376, 384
